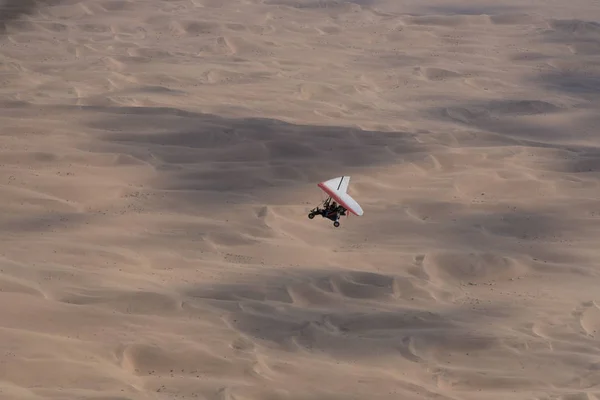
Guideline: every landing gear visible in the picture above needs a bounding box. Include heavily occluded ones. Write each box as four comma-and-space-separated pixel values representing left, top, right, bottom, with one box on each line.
308, 197, 346, 227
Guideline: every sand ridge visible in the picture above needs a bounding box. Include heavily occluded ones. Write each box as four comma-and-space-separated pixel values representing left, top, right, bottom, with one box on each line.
1, 0, 600, 399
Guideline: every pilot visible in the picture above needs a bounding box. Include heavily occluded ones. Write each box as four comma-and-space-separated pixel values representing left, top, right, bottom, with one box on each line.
325, 201, 339, 216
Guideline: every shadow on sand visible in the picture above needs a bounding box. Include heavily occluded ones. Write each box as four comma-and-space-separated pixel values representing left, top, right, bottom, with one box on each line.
180, 266, 513, 360
75, 104, 426, 203
0, 0, 62, 35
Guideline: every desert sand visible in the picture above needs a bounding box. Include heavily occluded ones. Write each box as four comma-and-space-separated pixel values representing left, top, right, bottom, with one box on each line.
1, 0, 600, 399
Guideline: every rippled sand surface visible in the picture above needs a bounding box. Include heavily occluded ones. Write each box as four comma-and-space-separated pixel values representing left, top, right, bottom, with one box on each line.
1, 0, 600, 399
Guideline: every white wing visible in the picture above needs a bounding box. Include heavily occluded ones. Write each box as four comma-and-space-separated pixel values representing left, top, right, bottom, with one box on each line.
317, 176, 363, 216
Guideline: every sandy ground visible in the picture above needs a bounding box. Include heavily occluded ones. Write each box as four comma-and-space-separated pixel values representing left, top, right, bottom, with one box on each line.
1, 0, 600, 399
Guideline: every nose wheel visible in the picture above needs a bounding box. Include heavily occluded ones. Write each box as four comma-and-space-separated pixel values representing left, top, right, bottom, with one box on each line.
308, 213, 315, 219
333, 221, 340, 227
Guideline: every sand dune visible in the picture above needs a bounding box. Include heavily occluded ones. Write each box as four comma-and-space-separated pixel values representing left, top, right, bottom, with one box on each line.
1, 0, 600, 399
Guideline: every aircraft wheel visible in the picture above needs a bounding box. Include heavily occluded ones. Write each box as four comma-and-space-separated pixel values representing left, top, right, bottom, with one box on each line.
333, 221, 340, 227
308, 213, 315, 219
